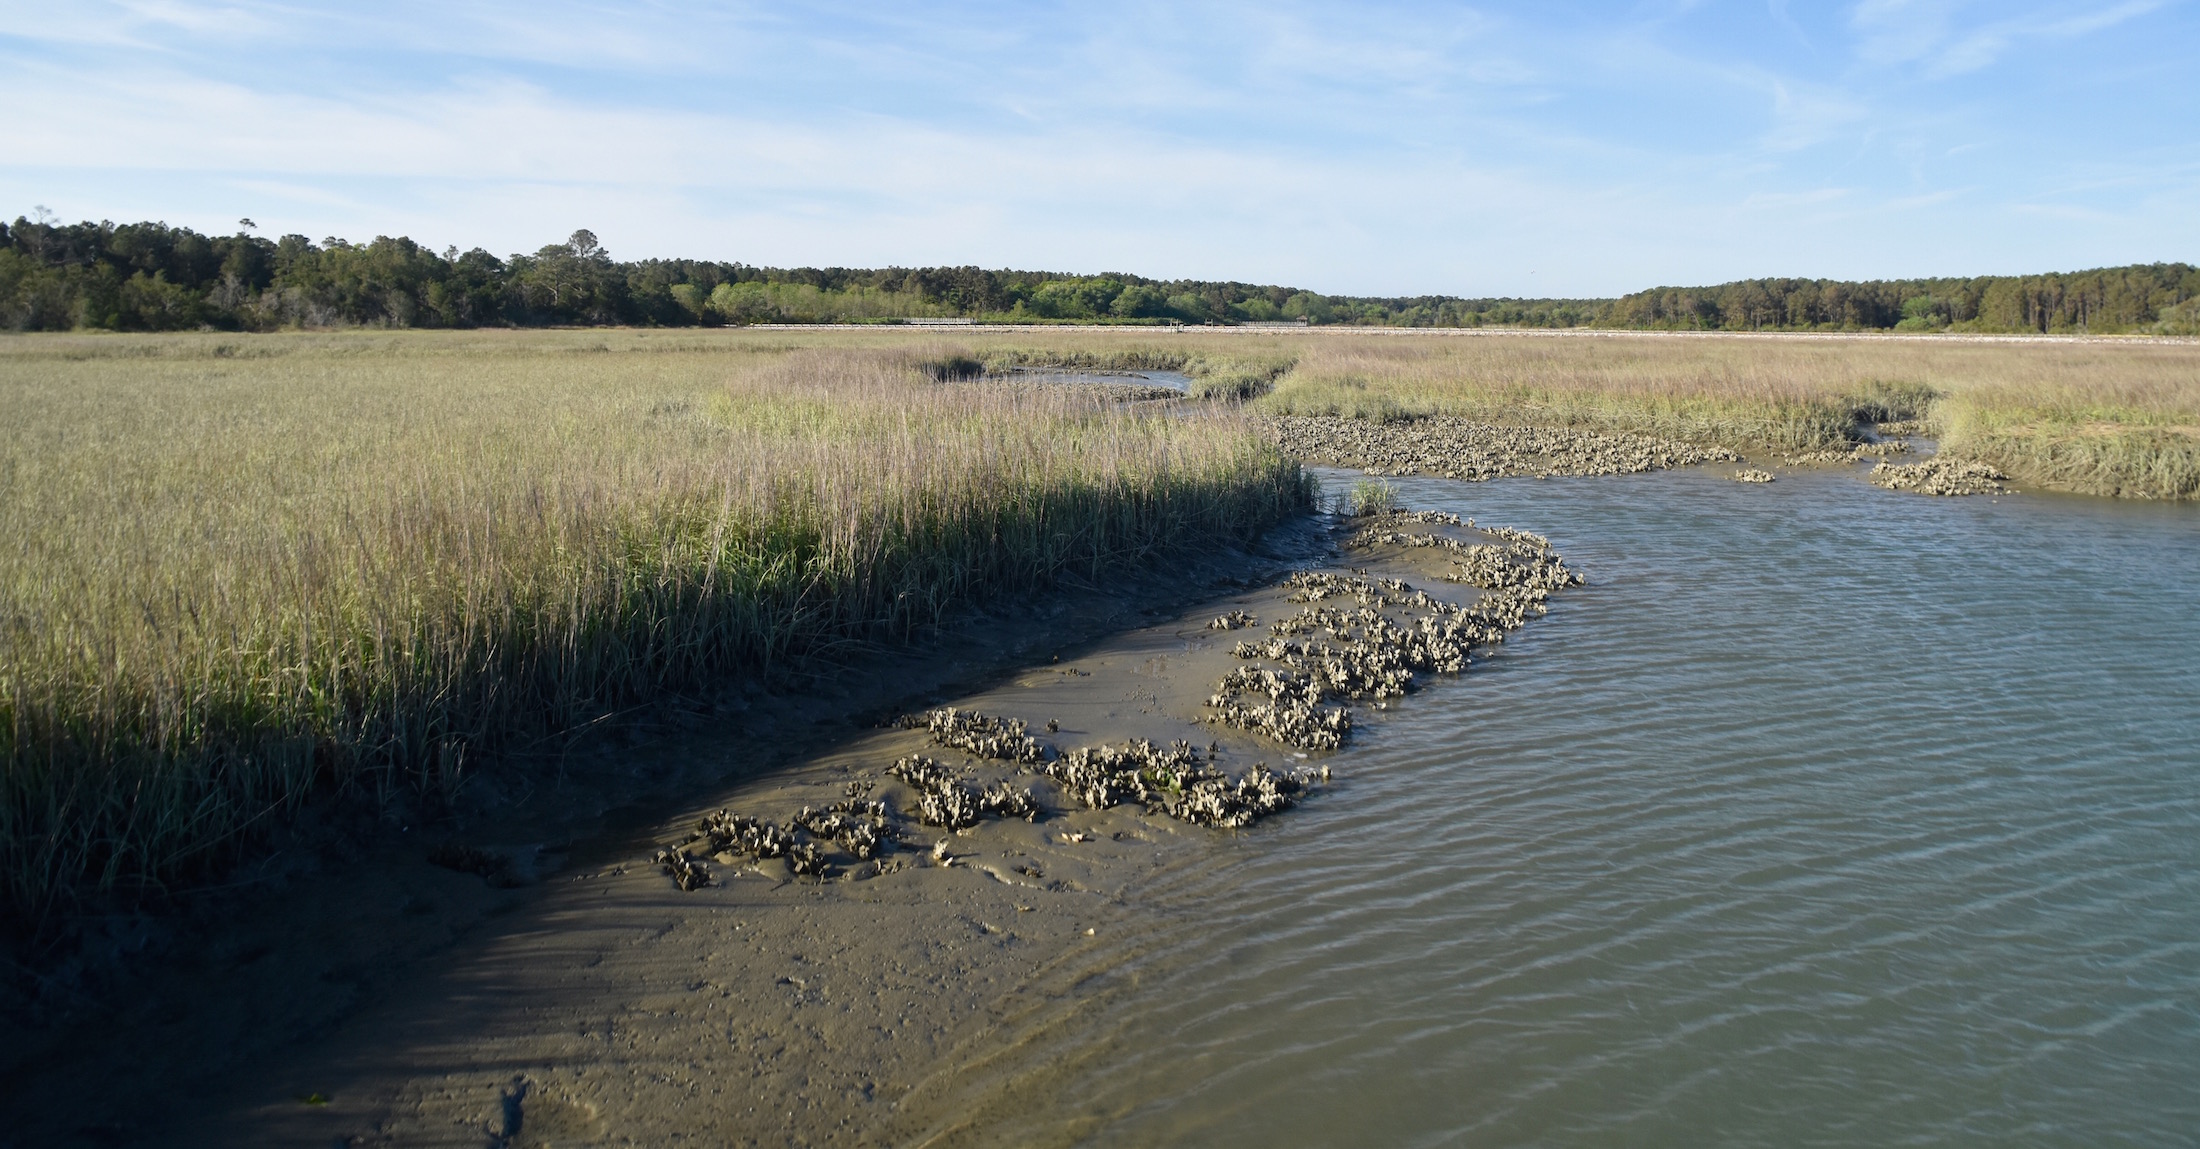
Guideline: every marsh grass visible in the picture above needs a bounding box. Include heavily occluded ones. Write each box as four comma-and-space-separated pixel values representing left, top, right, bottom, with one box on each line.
1250, 334, 2200, 496
1929, 361, 2200, 499
1345, 479, 1400, 517
963, 337, 1297, 401
5, 326, 2190, 927
0, 330, 1310, 928
1258, 337, 1928, 445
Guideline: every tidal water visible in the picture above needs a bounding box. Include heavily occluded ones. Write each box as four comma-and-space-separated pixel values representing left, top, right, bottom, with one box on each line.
998, 367, 1195, 391
970, 466, 2200, 1147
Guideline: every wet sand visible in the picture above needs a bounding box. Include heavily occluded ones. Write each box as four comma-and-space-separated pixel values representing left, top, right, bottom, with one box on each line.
2, 506, 1580, 1147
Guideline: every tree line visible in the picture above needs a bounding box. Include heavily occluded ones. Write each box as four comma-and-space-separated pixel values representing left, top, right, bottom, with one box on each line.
1608, 264, 2200, 334
2, 212, 2192, 334
0, 215, 1602, 333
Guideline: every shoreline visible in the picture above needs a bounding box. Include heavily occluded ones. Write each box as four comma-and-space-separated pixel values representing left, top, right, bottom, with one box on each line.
4, 526, 1318, 1144
1, 500, 1585, 1146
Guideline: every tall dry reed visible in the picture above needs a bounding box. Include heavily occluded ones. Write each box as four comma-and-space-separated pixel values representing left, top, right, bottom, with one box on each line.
0, 332, 1310, 927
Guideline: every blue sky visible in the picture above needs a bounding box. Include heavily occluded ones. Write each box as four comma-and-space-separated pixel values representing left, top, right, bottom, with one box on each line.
2, 1, 2194, 296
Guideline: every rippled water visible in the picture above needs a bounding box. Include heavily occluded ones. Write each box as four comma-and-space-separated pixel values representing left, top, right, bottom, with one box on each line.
966, 466, 2200, 1147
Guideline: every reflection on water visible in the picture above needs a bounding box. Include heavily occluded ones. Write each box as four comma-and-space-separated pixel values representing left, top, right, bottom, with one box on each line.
948, 466, 2200, 1147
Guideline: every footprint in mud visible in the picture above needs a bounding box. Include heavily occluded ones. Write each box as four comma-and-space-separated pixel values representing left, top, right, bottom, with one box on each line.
484, 1076, 602, 1149
486, 1078, 527, 1148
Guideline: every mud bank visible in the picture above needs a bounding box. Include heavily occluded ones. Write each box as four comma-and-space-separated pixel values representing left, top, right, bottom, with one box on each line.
1, 507, 1580, 1148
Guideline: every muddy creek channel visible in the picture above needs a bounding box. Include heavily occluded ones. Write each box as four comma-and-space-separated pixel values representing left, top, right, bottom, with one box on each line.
21, 458, 2198, 1148
903, 464, 2200, 1148
50, 496, 1583, 1148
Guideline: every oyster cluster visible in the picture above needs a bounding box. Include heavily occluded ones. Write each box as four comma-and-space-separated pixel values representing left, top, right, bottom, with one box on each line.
1205, 587, 1449, 749
1030, 738, 1313, 828
791, 801, 895, 860
1730, 468, 1775, 483
653, 790, 903, 887
654, 511, 1579, 890
653, 847, 710, 892
1200, 517, 1580, 751
1868, 457, 2010, 496
888, 754, 1040, 829
1450, 541, 1578, 596
1350, 514, 1582, 599
1783, 439, 1913, 466
1269, 415, 1739, 482
908, 707, 1048, 763
1034, 738, 1187, 809
1204, 693, 1353, 751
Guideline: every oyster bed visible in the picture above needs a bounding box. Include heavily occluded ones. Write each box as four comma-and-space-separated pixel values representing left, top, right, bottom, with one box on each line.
1868, 457, 2011, 496
57, 504, 1587, 1149
650, 508, 1581, 891
1268, 414, 1739, 481
1266, 413, 2016, 501
1782, 438, 1914, 465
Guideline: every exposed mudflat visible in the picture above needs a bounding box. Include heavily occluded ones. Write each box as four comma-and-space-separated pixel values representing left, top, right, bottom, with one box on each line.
1, 507, 1579, 1148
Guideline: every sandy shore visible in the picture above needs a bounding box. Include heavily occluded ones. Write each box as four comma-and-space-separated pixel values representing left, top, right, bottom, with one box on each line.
1, 506, 1581, 1148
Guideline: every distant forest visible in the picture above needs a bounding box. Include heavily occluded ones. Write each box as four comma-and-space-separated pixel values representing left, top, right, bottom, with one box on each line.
1610, 264, 2200, 335
3, 214, 2195, 335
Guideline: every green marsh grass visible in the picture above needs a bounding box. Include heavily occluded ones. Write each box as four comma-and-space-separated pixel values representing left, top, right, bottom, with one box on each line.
0, 330, 1311, 927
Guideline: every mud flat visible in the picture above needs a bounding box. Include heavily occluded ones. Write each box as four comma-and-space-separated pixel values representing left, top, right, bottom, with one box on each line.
1268, 414, 1740, 482
1, 506, 1581, 1148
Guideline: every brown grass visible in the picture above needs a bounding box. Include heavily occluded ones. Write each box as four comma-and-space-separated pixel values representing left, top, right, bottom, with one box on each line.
1245, 332, 2200, 496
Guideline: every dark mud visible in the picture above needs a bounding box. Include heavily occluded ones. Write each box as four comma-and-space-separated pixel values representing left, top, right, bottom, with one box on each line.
0, 503, 1583, 1148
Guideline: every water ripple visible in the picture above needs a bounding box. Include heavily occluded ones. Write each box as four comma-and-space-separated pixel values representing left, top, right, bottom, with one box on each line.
956, 470, 2200, 1147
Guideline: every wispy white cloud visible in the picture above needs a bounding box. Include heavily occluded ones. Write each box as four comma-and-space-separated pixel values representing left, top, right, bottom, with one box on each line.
1849, 0, 1967, 65
1760, 77, 1870, 151
114, 0, 274, 36
1938, 1, 2163, 75
0, 0, 2191, 292
1742, 187, 1853, 208
1849, 0, 2166, 77
1883, 187, 1968, 210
